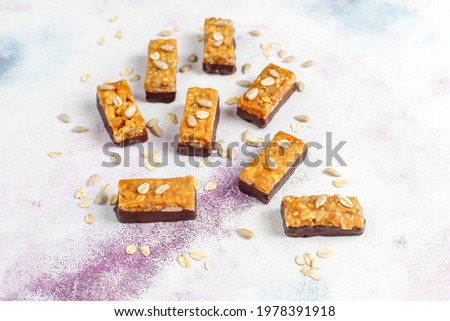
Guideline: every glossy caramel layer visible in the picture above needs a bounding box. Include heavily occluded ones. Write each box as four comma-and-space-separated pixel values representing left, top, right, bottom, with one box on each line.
144, 39, 178, 93
203, 18, 235, 66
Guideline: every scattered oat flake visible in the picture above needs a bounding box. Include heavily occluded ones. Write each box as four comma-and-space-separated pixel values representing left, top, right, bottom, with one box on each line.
48, 151, 62, 158
282, 56, 296, 63
295, 255, 306, 266
178, 253, 191, 268
195, 35, 203, 43
236, 228, 254, 239
120, 66, 133, 76
242, 63, 251, 74
196, 160, 205, 168
301, 266, 311, 277
188, 54, 198, 63
302, 60, 314, 68
309, 270, 321, 281
295, 115, 310, 122
166, 113, 178, 124
290, 122, 301, 133
155, 184, 170, 195
78, 198, 93, 208
159, 30, 173, 37
84, 213, 94, 225
173, 26, 180, 32
193, 178, 200, 190
225, 96, 238, 105
338, 195, 353, 208
278, 49, 286, 59
236, 80, 251, 88
204, 261, 212, 271
57, 113, 71, 123
146, 118, 158, 128
189, 250, 206, 261
317, 249, 333, 258
72, 126, 89, 133
87, 173, 100, 186
140, 245, 150, 257
324, 167, 341, 177
246, 137, 263, 147
126, 243, 137, 255
150, 124, 162, 137
108, 193, 118, 206
204, 181, 218, 191
315, 194, 327, 209
96, 191, 107, 205
249, 30, 260, 37
303, 253, 312, 266
115, 30, 123, 39
179, 64, 191, 73
242, 130, 252, 142
228, 147, 237, 160
108, 15, 118, 23
145, 162, 155, 171
129, 74, 141, 82
75, 188, 87, 199
333, 178, 348, 188
97, 37, 105, 46
311, 258, 319, 269
81, 74, 91, 83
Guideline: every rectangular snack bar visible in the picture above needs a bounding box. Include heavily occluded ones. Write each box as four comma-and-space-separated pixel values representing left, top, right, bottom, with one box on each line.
237, 63, 296, 128
239, 131, 307, 203
96, 80, 148, 147
281, 194, 365, 237
116, 176, 196, 223
144, 38, 178, 103
177, 87, 220, 157
202, 17, 236, 75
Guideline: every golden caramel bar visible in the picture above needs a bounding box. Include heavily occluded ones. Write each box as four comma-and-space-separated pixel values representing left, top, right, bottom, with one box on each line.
202, 17, 236, 75
281, 195, 365, 237
144, 38, 178, 103
116, 176, 196, 223
177, 87, 220, 157
239, 131, 307, 203
96, 80, 148, 146
237, 63, 296, 128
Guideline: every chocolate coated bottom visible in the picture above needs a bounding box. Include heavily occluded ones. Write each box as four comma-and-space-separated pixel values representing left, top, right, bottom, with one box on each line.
145, 91, 176, 103
280, 203, 365, 237
238, 144, 308, 203
237, 83, 297, 128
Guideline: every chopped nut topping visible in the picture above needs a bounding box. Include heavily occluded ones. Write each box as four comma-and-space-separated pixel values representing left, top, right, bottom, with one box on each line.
277, 139, 293, 149
268, 69, 280, 78
146, 118, 158, 128
317, 249, 333, 258
245, 88, 259, 100
324, 167, 341, 177
120, 66, 133, 76
48, 151, 62, 158
84, 213, 94, 225
140, 245, 150, 257
72, 126, 89, 133
204, 181, 218, 191
154, 60, 169, 70
315, 195, 327, 208
137, 182, 150, 194
99, 84, 115, 91
113, 95, 123, 107
236, 228, 254, 239
246, 137, 263, 147
197, 99, 213, 108
155, 184, 170, 195
57, 113, 71, 123
126, 243, 137, 255
160, 44, 174, 52
187, 115, 197, 127
189, 250, 206, 261
301, 60, 314, 68
338, 195, 353, 208
149, 124, 162, 137
260, 77, 275, 86
124, 104, 136, 118
149, 51, 160, 60
195, 110, 209, 119
333, 179, 348, 188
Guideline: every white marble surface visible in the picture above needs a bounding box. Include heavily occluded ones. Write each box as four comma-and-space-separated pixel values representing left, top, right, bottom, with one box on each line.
0, 0, 449, 300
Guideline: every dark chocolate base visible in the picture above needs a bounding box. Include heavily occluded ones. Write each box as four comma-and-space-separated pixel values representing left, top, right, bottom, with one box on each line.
177, 97, 221, 157
202, 63, 236, 75
280, 203, 365, 237
237, 83, 297, 128
238, 144, 308, 203
145, 91, 176, 103
96, 96, 148, 147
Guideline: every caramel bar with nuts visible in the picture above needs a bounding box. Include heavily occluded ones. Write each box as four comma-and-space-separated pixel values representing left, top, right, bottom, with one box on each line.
239, 131, 307, 203
237, 63, 296, 128
96, 80, 148, 147
144, 39, 178, 103
281, 195, 365, 237
116, 176, 196, 223
177, 87, 220, 157
202, 17, 236, 75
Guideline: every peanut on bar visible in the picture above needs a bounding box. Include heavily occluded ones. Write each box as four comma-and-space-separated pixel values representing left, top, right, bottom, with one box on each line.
202, 17, 236, 75
144, 39, 178, 103
96, 80, 148, 147
237, 63, 296, 128
281, 195, 365, 237
239, 131, 307, 203
116, 176, 196, 223
177, 87, 220, 157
